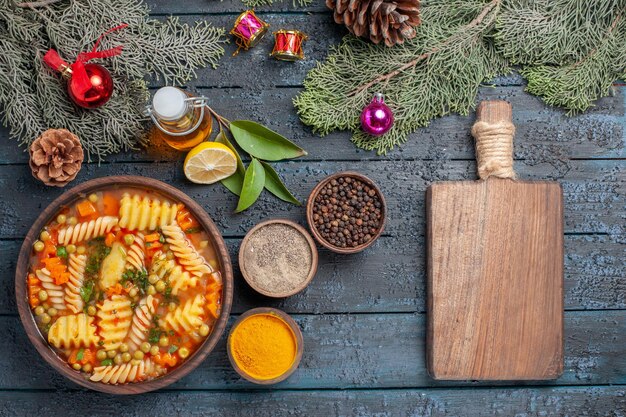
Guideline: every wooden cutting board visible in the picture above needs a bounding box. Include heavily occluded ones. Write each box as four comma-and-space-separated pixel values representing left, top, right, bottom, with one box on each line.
426, 101, 564, 380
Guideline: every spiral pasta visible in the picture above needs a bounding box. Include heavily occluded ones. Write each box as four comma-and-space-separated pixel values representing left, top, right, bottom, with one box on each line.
125, 232, 145, 271
90, 358, 163, 384
125, 295, 159, 352
151, 251, 198, 296
48, 313, 100, 349
57, 216, 119, 245
118, 193, 178, 231
36, 268, 66, 312
162, 223, 213, 278
65, 254, 87, 314
160, 294, 205, 335
97, 295, 133, 350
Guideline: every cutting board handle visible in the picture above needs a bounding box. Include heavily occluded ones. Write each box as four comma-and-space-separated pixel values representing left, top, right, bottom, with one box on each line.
471, 100, 516, 180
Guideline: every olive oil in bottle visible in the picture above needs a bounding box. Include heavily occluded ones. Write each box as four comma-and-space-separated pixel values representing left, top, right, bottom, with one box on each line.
145, 87, 212, 151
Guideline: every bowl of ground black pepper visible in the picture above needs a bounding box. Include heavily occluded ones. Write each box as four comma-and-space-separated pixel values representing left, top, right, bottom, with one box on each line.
239, 219, 318, 297
306, 171, 386, 254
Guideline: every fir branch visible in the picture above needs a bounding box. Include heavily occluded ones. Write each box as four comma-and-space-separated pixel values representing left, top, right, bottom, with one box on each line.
294, 0, 508, 154
0, 0, 226, 159
521, 13, 626, 113
242, 0, 312, 7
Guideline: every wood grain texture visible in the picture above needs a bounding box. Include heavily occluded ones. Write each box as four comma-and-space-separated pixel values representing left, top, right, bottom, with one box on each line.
1, 386, 625, 416
427, 179, 564, 380
0, 0, 623, 412
0, 312, 624, 390
0, 160, 621, 240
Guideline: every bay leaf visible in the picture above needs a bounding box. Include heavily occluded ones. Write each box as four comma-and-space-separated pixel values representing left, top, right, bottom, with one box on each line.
236, 158, 266, 213
261, 161, 301, 205
230, 120, 307, 161
215, 129, 245, 196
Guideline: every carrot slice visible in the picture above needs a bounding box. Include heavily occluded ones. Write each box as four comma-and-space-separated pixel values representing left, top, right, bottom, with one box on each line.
76, 200, 97, 218
102, 193, 119, 216
144, 233, 161, 243
104, 232, 116, 247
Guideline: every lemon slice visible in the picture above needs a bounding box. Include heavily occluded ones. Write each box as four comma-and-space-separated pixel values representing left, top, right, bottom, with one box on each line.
184, 142, 238, 184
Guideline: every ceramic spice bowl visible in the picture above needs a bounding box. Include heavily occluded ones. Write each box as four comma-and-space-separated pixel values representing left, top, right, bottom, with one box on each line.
306, 171, 386, 254
227, 307, 303, 385
239, 219, 318, 298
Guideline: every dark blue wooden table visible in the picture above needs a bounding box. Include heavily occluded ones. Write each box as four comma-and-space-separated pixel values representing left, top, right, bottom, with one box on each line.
1, 1, 625, 415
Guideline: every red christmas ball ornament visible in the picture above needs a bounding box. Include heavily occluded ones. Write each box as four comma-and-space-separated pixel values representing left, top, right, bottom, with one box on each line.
43, 24, 127, 109
68, 62, 114, 108
360, 93, 394, 136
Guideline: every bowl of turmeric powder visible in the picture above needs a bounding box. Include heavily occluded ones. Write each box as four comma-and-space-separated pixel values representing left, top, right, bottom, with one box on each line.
227, 307, 303, 384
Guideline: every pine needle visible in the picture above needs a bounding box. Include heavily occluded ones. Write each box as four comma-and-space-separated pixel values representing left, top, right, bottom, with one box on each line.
295, 0, 626, 154
0, 0, 226, 160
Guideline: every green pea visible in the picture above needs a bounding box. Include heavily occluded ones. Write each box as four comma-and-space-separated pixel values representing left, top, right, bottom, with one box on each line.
88, 193, 98, 203
147, 285, 156, 296
38, 290, 48, 302
158, 336, 169, 347
140, 342, 151, 353
155, 280, 166, 293
68, 217, 78, 226
33, 241, 45, 252
133, 350, 144, 360
114, 354, 123, 365
76, 245, 86, 254
124, 234, 135, 246
34, 306, 45, 316
178, 347, 190, 359
129, 288, 138, 298
87, 306, 97, 316
57, 214, 67, 224
119, 343, 129, 353
82, 363, 92, 373
150, 345, 160, 356
47, 307, 58, 317
96, 350, 107, 361
107, 350, 117, 359
130, 359, 141, 366
122, 352, 132, 363
198, 324, 210, 337
72, 363, 82, 370
40, 230, 51, 242
40, 313, 51, 324
66, 244, 76, 254
148, 274, 159, 284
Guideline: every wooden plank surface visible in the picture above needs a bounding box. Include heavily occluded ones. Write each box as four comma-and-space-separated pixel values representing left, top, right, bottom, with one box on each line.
1, 386, 625, 416
0, 160, 622, 239
1, 0, 624, 414
1, 311, 624, 390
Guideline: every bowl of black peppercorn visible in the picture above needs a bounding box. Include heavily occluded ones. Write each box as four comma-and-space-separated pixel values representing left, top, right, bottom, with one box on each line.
306, 171, 386, 254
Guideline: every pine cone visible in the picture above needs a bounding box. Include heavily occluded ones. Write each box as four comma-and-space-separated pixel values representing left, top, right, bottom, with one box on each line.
327, 0, 421, 47
29, 129, 84, 187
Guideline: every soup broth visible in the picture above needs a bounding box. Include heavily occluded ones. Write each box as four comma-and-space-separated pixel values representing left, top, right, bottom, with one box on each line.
26, 187, 223, 385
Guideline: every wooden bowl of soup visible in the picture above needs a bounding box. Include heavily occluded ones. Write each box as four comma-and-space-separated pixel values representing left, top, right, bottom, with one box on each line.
15, 176, 233, 394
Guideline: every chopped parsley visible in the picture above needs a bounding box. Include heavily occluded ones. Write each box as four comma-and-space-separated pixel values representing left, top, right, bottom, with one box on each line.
85, 238, 111, 277
76, 348, 84, 361
121, 268, 149, 294
56, 246, 68, 258
148, 327, 164, 344
168, 345, 178, 354
185, 227, 201, 234
100, 359, 113, 366
80, 280, 95, 304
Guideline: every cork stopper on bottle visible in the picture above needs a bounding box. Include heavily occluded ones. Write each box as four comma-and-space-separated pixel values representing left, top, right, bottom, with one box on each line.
471, 100, 516, 180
